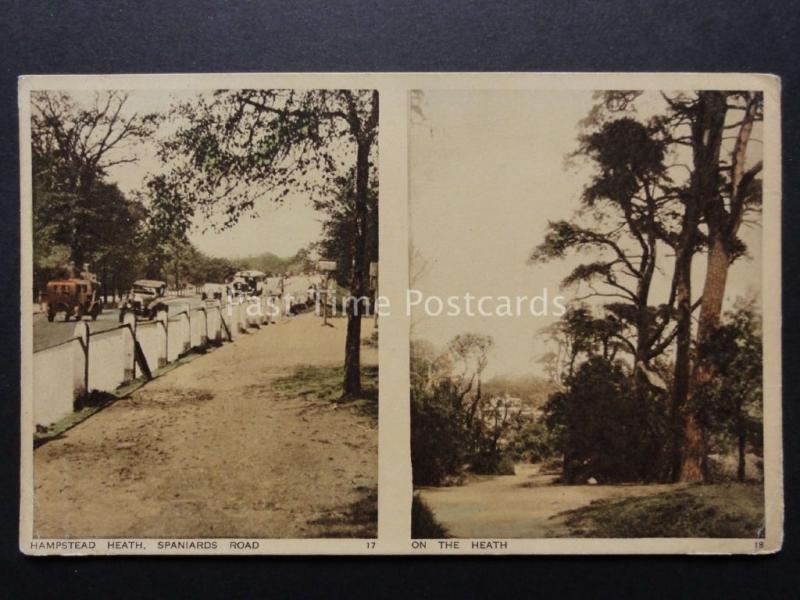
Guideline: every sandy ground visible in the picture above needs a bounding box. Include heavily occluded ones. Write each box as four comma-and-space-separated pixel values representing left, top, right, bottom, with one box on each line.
418, 464, 684, 538
34, 312, 377, 539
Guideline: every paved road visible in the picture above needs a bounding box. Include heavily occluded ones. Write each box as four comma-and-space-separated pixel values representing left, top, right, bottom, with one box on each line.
418, 464, 683, 538
33, 296, 203, 352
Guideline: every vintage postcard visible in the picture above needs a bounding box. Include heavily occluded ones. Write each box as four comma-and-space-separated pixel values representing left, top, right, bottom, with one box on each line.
19, 73, 782, 555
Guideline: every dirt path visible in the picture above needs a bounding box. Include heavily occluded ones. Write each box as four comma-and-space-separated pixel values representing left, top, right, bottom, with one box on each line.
418, 464, 684, 538
34, 312, 377, 539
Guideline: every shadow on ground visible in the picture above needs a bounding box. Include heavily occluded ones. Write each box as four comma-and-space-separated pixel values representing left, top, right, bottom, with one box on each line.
308, 486, 378, 538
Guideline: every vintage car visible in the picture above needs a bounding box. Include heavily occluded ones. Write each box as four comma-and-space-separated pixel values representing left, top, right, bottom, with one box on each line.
231, 270, 267, 297
45, 278, 103, 322
119, 279, 168, 321
200, 283, 225, 303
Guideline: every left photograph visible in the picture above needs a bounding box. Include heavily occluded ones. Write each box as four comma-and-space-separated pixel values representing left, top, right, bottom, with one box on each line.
27, 88, 379, 539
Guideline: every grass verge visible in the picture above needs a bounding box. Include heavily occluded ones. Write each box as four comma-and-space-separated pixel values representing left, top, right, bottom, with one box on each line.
557, 482, 765, 538
272, 364, 378, 418
308, 486, 378, 538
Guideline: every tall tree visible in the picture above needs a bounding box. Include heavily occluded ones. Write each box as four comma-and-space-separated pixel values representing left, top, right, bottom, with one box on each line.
158, 90, 379, 395
664, 91, 763, 481
447, 333, 494, 431
31, 91, 157, 268
87, 182, 149, 301
533, 116, 679, 396
563, 91, 764, 482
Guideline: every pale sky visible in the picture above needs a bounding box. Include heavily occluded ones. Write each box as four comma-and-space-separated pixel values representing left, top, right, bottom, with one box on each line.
66, 89, 324, 258
409, 90, 762, 378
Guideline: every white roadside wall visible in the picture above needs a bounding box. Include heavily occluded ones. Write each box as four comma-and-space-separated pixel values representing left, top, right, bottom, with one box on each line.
32, 301, 246, 429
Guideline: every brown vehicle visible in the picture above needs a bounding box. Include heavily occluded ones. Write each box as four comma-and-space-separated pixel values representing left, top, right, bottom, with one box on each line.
44, 278, 103, 322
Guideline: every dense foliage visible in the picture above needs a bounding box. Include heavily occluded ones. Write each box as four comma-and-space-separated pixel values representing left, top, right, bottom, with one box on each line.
314, 175, 379, 289
544, 357, 670, 483
410, 337, 554, 486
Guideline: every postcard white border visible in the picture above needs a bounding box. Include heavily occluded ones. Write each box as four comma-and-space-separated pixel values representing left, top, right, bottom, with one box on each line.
19, 72, 782, 555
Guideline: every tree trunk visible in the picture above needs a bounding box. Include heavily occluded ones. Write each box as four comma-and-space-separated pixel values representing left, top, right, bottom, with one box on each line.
680, 94, 759, 482
695, 236, 731, 351
71, 169, 96, 270
102, 265, 108, 303
343, 307, 363, 394
737, 429, 747, 482
679, 234, 731, 481
342, 139, 371, 396
678, 413, 706, 481
670, 273, 693, 480
674, 91, 728, 483
668, 193, 700, 482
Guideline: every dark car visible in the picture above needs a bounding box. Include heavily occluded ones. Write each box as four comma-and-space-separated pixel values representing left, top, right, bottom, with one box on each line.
45, 278, 103, 322
119, 279, 168, 321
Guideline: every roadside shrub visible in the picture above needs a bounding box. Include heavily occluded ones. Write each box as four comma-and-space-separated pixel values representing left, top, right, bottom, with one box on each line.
495, 455, 517, 475
363, 329, 378, 348
470, 451, 515, 475
411, 380, 470, 486
508, 420, 556, 463
410, 336, 523, 485
694, 302, 763, 482
545, 357, 669, 483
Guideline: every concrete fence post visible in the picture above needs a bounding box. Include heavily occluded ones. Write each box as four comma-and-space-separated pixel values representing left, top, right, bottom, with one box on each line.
269, 294, 279, 324
156, 308, 168, 368
218, 305, 231, 342
240, 301, 248, 331
235, 301, 244, 334
182, 312, 191, 354
246, 298, 257, 328
215, 306, 223, 342
123, 311, 137, 382
231, 303, 238, 340
72, 322, 89, 404
260, 295, 268, 325
225, 302, 236, 341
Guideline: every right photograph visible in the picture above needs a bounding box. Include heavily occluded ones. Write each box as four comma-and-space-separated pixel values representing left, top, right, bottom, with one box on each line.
408, 89, 766, 539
